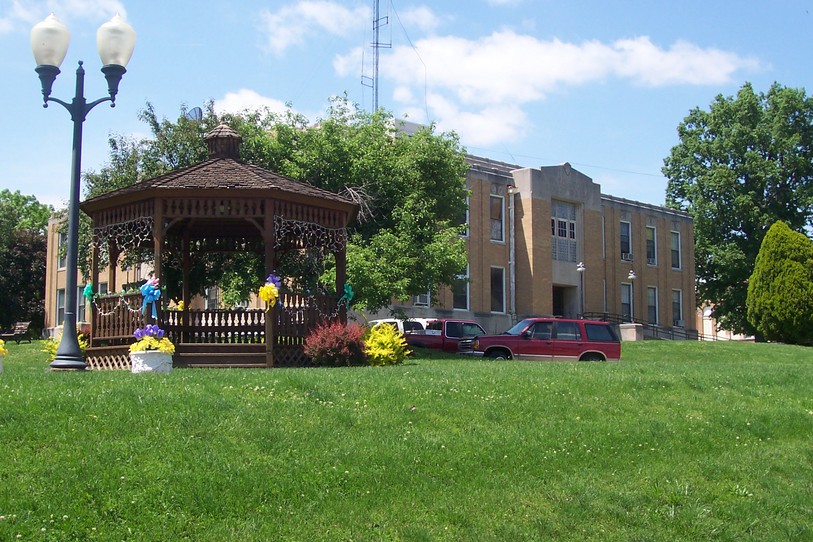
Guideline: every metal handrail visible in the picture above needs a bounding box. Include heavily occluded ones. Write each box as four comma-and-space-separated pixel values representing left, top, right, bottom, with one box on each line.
581, 312, 730, 341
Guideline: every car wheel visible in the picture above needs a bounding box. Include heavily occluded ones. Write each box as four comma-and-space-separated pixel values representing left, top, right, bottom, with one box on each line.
580, 353, 605, 362
488, 349, 510, 360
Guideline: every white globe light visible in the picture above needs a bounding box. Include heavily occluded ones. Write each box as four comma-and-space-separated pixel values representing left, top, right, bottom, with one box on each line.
31, 14, 70, 68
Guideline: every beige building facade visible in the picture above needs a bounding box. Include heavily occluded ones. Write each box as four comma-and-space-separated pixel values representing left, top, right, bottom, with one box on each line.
387, 156, 696, 335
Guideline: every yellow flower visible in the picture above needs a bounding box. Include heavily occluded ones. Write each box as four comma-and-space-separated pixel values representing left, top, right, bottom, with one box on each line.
0, 339, 8, 357
259, 282, 279, 311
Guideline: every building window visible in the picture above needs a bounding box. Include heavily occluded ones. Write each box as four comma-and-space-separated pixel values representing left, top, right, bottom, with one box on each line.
646, 226, 657, 265
621, 283, 632, 321
490, 267, 505, 313
56, 288, 66, 326
77, 286, 86, 322
98, 282, 108, 295
647, 286, 658, 324
414, 290, 430, 307
452, 269, 469, 311
620, 221, 632, 260
205, 287, 219, 309
551, 200, 577, 262
57, 231, 67, 269
489, 195, 504, 242
459, 196, 470, 238
672, 289, 683, 326
671, 231, 681, 269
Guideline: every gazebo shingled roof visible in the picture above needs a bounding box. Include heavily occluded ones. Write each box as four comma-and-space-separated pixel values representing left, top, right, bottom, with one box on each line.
82, 124, 355, 214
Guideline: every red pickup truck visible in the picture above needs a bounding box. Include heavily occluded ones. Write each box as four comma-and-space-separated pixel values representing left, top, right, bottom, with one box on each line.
404, 318, 486, 353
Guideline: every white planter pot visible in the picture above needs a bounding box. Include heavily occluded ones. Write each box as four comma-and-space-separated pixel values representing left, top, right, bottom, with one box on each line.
130, 350, 173, 373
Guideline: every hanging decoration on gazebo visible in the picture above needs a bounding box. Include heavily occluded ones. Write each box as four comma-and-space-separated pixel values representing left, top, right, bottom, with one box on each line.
92, 216, 154, 260
274, 216, 347, 251
83, 283, 95, 304
140, 276, 161, 318
338, 283, 354, 307
259, 273, 281, 312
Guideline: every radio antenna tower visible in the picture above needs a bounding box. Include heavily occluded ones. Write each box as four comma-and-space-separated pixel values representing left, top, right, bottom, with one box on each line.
361, 0, 391, 111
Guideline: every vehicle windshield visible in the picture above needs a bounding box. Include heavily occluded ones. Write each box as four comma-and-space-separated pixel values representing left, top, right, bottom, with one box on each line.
503, 319, 535, 335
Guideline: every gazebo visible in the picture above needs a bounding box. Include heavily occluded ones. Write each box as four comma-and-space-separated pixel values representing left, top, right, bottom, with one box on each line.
81, 124, 358, 369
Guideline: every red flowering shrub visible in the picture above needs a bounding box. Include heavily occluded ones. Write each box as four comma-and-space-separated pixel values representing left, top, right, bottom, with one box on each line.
303, 320, 366, 366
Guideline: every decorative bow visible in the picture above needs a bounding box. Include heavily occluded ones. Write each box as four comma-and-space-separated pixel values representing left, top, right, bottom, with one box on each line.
339, 283, 354, 306
140, 276, 161, 319
83, 283, 94, 303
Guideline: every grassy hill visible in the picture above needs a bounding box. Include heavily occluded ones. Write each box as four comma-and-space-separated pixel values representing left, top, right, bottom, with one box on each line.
0, 340, 810, 541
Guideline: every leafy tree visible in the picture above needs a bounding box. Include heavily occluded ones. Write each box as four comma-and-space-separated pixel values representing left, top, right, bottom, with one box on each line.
81, 98, 469, 311
746, 221, 813, 344
664, 82, 813, 335
0, 191, 53, 332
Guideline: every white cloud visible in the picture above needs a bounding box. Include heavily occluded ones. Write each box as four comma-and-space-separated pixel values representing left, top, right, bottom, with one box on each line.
0, 0, 126, 33
333, 46, 363, 77
258, 1, 369, 55
397, 6, 441, 34
214, 89, 292, 116
380, 30, 761, 144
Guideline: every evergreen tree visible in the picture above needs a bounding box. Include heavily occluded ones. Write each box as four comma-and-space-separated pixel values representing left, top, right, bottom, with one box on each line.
746, 220, 813, 344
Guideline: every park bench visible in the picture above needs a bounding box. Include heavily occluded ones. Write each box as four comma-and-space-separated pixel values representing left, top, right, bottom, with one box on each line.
0, 321, 32, 344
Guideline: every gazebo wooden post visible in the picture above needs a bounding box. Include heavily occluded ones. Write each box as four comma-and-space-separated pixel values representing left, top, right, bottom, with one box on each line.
335, 248, 347, 324
264, 209, 276, 367
151, 200, 165, 325
107, 240, 119, 294
182, 231, 191, 344
89, 231, 100, 347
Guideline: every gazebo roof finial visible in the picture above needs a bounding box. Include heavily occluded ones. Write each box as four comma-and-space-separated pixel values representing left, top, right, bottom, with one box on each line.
204, 123, 242, 160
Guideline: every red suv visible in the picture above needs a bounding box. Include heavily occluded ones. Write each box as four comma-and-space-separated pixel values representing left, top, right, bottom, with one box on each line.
469, 317, 621, 361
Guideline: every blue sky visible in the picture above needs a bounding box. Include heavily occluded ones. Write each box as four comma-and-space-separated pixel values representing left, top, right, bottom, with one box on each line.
2, 0, 812, 209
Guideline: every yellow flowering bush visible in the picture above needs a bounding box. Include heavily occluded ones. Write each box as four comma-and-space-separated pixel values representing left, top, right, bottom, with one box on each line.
364, 322, 411, 366
0, 339, 8, 357
41, 330, 89, 362
129, 325, 175, 354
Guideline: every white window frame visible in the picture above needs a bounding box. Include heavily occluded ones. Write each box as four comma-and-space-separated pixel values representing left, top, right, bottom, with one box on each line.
647, 286, 658, 324
620, 221, 632, 260
56, 288, 66, 326
551, 200, 578, 263
489, 194, 505, 243
621, 282, 633, 321
57, 231, 67, 269
646, 226, 657, 266
452, 266, 470, 311
461, 196, 470, 238
672, 289, 683, 327
671, 231, 682, 270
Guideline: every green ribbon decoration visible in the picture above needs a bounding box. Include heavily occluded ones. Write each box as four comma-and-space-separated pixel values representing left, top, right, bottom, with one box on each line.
83, 283, 94, 303
339, 283, 354, 305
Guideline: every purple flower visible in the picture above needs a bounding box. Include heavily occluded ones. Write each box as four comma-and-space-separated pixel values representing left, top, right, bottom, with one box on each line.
266, 273, 282, 288
133, 324, 167, 340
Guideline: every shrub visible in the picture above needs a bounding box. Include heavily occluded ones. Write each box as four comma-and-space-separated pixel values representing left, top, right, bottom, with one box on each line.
303, 320, 366, 366
40, 330, 90, 362
747, 220, 813, 344
364, 323, 411, 366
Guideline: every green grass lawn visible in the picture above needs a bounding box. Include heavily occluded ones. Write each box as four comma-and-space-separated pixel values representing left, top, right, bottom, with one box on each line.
0, 340, 811, 541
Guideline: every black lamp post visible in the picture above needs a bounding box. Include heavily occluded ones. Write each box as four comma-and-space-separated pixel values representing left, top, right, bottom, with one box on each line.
31, 14, 136, 370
